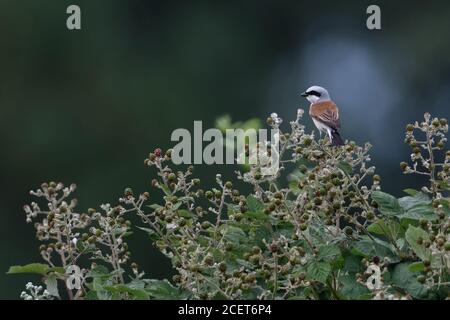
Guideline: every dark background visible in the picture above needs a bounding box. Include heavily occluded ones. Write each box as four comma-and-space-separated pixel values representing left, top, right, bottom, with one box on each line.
1, 0, 450, 299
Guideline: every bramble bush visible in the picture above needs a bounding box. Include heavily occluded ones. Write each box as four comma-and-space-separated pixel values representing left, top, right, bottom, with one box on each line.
9, 111, 450, 300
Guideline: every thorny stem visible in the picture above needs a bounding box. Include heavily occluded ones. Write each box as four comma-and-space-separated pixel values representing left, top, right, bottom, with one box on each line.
426, 129, 437, 196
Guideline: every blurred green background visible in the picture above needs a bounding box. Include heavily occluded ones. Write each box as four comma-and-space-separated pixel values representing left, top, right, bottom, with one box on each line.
1, 0, 450, 299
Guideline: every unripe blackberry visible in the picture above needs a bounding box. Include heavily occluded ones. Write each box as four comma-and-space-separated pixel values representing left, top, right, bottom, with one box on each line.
205, 191, 213, 199
436, 237, 445, 247
270, 243, 278, 253
400, 162, 408, 171
219, 262, 227, 272
252, 246, 261, 254
417, 275, 426, 284
201, 221, 211, 230
297, 247, 306, 257
406, 124, 414, 132
344, 226, 353, 236
204, 255, 214, 266
172, 275, 181, 283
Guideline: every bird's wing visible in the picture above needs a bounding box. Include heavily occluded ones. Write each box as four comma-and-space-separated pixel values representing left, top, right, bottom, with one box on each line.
309, 101, 340, 130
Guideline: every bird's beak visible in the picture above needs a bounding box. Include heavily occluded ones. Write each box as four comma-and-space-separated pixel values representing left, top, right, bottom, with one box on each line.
300, 92, 308, 97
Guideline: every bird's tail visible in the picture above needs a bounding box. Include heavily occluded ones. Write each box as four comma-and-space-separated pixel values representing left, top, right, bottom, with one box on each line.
330, 130, 344, 146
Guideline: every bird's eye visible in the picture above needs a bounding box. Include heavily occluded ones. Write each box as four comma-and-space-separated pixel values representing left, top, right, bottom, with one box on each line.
307, 90, 321, 97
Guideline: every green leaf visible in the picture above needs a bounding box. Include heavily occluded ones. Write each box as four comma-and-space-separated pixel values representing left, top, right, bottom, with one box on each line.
7, 263, 50, 275
367, 219, 404, 239
246, 195, 264, 212
338, 161, 353, 175
87, 265, 110, 279
398, 193, 437, 221
405, 225, 432, 261
177, 209, 194, 218
47, 267, 65, 274
148, 204, 163, 210
222, 225, 247, 244
104, 284, 149, 300
339, 275, 371, 300
45, 274, 60, 298
371, 191, 403, 216
403, 188, 419, 196
306, 261, 331, 284
398, 193, 430, 210
145, 279, 186, 299
390, 263, 428, 299
317, 245, 341, 262
160, 184, 171, 195
408, 262, 425, 273
137, 226, 159, 241
342, 250, 363, 274
352, 239, 399, 263
251, 225, 272, 247
288, 181, 300, 195
243, 211, 268, 221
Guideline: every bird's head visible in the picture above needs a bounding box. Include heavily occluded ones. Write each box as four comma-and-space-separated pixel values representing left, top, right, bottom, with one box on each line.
300, 85, 330, 103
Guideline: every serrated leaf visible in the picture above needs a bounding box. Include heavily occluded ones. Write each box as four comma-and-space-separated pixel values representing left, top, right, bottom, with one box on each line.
87, 265, 110, 278
367, 219, 404, 239
243, 211, 268, 221
405, 225, 432, 261
306, 261, 331, 283
371, 191, 403, 216
317, 245, 341, 262
251, 225, 272, 247
222, 225, 247, 244
339, 275, 371, 300
398, 193, 437, 221
352, 239, 399, 263
7, 263, 50, 275
246, 195, 264, 212
390, 263, 428, 299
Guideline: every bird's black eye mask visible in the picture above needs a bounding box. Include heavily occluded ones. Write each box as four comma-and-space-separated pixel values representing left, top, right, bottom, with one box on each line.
306, 90, 321, 97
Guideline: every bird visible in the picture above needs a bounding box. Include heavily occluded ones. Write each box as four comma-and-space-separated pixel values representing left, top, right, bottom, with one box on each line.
301, 85, 344, 146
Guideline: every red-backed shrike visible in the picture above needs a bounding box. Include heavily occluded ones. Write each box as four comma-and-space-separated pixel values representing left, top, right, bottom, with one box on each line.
301, 85, 344, 146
